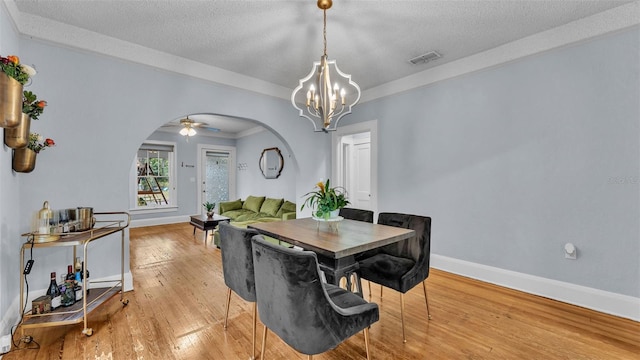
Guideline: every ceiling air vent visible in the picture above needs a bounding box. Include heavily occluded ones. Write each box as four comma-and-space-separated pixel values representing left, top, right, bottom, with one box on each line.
409, 51, 441, 65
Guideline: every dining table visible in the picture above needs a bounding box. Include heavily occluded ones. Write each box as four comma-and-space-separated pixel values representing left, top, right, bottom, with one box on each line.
248, 217, 415, 294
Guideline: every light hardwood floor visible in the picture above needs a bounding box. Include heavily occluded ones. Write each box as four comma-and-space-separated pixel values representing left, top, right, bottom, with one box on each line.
4, 222, 639, 359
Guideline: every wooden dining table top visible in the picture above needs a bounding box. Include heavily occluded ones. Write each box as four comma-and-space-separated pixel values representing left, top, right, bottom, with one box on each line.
248, 217, 415, 259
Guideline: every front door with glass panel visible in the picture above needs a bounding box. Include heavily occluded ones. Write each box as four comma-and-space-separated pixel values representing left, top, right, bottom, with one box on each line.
203, 150, 231, 212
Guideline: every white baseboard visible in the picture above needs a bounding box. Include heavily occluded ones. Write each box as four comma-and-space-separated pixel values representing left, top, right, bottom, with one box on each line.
130, 215, 189, 228
431, 254, 640, 321
0, 272, 134, 337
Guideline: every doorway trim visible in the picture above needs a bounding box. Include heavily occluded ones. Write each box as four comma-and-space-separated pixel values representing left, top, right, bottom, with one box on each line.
331, 120, 378, 215
197, 144, 237, 214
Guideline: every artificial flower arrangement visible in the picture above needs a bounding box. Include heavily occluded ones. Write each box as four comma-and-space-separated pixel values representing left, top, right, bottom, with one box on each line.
27, 132, 55, 153
301, 179, 349, 219
22, 91, 47, 120
0, 54, 36, 84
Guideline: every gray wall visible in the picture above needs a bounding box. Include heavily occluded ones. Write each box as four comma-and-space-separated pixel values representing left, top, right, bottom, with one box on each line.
131, 130, 238, 221
342, 27, 640, 297
0, 3, 23, 335
0, 10, 329, 335
1, 3, 637, 335
236, 129, 297, 202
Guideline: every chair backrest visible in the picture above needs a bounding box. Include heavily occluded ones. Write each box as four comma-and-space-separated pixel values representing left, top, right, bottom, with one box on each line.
218, 222, 259, 302
339, 207, 374, 223
377, 212, 431, 278
251, 235, 365, 355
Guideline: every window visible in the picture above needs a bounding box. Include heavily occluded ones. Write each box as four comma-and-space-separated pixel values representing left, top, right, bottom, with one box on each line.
134, 142, 176, 210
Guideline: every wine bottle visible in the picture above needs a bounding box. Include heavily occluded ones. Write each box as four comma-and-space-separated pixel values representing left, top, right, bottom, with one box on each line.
46, 272, 62, 309
66, 265, 75, 281
81, 261, 90, 295
74, 269, 83, 301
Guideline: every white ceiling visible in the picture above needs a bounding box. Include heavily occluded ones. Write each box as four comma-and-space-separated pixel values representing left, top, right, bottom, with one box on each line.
8, 0, 638, 135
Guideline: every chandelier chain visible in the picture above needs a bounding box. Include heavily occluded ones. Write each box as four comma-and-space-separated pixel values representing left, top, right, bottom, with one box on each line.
323, 9, 327, 56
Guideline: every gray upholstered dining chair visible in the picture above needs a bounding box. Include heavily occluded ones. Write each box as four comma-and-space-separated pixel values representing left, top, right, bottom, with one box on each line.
357, 212, 432, 343
251, 235, 379, 360
218, 222, 259, 360
339, 207, 374, 223
337, 207, 374, 291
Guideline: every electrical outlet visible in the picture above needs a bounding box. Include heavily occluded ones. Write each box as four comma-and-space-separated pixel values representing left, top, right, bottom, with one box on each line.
0, 334, 11, 353
564, 243, 577, 260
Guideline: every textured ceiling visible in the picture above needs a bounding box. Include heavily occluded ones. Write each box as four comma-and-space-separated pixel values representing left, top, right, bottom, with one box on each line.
9, 0, 636, 135
13, 0, 634, 91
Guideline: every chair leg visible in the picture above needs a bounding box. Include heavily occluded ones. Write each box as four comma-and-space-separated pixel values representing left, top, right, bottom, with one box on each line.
400, 293, 406, 343
261, 325, 268, 360
380, 285, 383, 299
223, 288, 232, 329
363, 327, 371, 360
251, 302, 257, 360
307, 356, 312, 360
368, 281, 372, 301
422, 281, 432, 320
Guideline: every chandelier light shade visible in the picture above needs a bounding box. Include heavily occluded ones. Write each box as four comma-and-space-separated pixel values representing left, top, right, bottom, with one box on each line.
291, 0, 361, 132
179, 118, 197, 137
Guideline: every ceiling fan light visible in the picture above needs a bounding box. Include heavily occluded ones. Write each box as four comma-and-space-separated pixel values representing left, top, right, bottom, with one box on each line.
188, 128, 197, 136
179, 127, 189, 136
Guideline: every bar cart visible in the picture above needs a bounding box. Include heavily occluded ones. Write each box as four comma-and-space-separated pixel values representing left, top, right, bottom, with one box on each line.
19, 212, 130, 337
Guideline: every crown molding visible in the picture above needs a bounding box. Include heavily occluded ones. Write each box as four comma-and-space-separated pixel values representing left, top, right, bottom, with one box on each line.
8, 4, 292, 100
6, 1, 639, 103
361, 1, 640, 102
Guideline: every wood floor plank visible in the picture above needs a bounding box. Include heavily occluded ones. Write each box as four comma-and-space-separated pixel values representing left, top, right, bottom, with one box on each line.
4, 222, 638, 359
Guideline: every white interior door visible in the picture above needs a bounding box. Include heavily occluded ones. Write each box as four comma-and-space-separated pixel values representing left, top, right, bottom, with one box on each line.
332, 120, 378, 214
351, 139, 371, 209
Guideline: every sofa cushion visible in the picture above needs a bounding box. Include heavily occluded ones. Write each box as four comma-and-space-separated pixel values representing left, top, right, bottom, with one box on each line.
260, 198, 284, 217
222, 209, 254, 220
243, 196, 266, 213
220, 199, 243, 213
276, 200, 297, 218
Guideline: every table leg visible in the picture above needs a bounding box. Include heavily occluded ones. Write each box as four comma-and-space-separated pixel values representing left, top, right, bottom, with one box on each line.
193, 226, 196, 236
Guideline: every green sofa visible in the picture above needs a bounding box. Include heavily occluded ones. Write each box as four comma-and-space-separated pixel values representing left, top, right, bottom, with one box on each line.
213, 196, 296, 246
219, 196, 296, 223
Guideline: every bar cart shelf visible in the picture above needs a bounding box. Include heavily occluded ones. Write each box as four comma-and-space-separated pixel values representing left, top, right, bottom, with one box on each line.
19, 212, 130, 337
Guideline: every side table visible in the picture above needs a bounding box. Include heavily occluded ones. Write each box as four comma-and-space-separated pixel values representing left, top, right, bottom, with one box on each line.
189, 214, 230, 247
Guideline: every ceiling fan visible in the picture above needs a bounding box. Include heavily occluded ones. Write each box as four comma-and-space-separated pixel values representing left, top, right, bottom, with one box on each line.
161, 116, 222, 138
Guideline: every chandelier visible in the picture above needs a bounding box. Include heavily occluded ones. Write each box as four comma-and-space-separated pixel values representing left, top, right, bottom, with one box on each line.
291, 0, 361, 132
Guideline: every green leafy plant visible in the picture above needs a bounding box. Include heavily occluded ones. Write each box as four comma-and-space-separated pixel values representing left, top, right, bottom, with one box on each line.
203, 201, 216, 212
23, 91, 47, 120
27, 132, 55, 154
301, 179, 349, 219
1, 54, 36, 85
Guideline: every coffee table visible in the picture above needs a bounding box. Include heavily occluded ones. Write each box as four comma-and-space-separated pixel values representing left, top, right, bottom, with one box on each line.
189, 214, 230, 246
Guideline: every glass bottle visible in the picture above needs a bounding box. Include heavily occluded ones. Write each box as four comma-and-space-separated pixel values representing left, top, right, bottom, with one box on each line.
46, 272, 62, 309
82, 261, 90, 295
74, 270, 83, 302
65, 265, 75, 281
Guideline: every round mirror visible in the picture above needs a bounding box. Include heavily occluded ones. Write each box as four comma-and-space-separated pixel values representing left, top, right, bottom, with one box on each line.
259, 147, 284, 179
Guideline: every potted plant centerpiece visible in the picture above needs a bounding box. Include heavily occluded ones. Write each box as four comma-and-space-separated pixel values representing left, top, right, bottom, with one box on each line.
301, 179, 350, 220
203, 201, 216, 217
